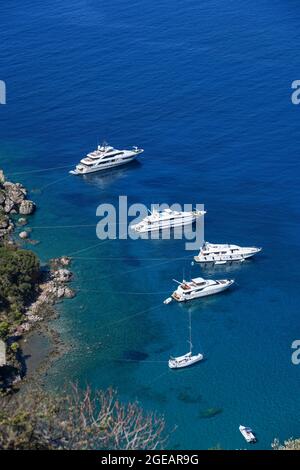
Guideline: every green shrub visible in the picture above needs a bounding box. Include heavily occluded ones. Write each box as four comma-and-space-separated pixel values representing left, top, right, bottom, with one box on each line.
10, 342, 19, 353
0, 321, 9, 339
0, 245, 40, 317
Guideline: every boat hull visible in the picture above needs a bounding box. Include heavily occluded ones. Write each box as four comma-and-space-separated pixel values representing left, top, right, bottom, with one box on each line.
168, 353, 203, 369
172, 280, 234, 302
70, 155, 138, 175
194, 248, 261, 264
133, 216, 197, 233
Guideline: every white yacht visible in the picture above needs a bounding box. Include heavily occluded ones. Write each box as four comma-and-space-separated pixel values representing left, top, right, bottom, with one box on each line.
239, 425, 256, 443
165, 277, 234, 303
194, 242, 262, 264
131, 208, 206, 233
168, 311, 203, 369
70, 142, 143, 175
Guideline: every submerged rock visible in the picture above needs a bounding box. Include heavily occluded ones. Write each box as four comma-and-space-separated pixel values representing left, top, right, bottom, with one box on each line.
123, 350, 149, 361
63, 287, 76, 299
27, 239, 40, 246
199, 407, 223, 419
177, 391, 202, 404
17, 217, 28, 226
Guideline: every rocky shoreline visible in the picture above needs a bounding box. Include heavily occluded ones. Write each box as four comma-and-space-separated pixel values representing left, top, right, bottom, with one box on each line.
0, 169, 76, 392
0, 169, 35, 240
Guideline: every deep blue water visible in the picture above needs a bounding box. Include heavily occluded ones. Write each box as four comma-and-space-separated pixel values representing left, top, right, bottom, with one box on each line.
1, 0, 300, 449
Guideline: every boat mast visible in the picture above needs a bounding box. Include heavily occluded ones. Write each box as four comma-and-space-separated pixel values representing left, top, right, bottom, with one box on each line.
188, 310, 192, 354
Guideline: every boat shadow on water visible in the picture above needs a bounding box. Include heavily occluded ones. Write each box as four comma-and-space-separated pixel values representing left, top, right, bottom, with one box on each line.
81, 160, 142, 190
174, 288, 236, 313
199, 260, 250, 275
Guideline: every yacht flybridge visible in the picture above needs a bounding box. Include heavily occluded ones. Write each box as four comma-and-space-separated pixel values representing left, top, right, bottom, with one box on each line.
194, 242, 262, 264
70, 142, 143, 175
164, 277, 234, 303
131, 208, 206, 233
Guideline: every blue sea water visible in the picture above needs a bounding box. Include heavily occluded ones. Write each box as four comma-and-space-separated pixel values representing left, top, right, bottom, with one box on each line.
1, 0, 300, 449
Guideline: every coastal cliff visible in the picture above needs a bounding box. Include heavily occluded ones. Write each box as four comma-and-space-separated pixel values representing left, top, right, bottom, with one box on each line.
0, 169, 75, 391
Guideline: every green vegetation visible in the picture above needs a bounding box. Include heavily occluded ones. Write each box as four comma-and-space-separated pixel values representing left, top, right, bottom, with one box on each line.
0, 321, 9, 339
10, 342, 19, 353
0, 244, 40, 332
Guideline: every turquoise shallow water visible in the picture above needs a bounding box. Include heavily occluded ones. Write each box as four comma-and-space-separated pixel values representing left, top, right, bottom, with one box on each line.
1, 0, 300, 449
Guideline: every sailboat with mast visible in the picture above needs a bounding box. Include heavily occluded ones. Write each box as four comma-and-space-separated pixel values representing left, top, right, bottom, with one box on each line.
168, 311, 203, 369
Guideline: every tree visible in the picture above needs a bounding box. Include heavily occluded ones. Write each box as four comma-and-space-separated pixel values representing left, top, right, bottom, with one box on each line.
0, 245, 40, 318
0, 321, 9, 339
0, 385, 167, 450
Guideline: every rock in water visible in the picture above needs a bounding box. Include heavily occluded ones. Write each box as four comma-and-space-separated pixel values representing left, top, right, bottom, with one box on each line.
19, 230, 29, 239
64, 287, 76, 298
60, 256, 71, 266
17, 217, 28, 226
19, 200, 36, 215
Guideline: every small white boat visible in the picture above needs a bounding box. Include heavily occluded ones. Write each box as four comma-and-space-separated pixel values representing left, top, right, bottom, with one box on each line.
194, 242, 261, 265
169, 277, 234, 302
239, 425, 256, 443
168, 311, 203, 369
131, 207, 206, 233
163, 297, 172, 305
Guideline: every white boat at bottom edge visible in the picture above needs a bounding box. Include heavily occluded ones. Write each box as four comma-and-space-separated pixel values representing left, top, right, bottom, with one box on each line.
239, 425, 257, 443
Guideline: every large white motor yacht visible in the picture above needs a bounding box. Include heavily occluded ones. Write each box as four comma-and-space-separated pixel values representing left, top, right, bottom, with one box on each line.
70, 142, 143, 175
194, 242, 262, 264
165, 277, 234, 303
131, 208, 206, 233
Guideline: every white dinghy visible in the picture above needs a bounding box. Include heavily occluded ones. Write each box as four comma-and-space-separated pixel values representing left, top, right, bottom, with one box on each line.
239, 425, 256, 443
